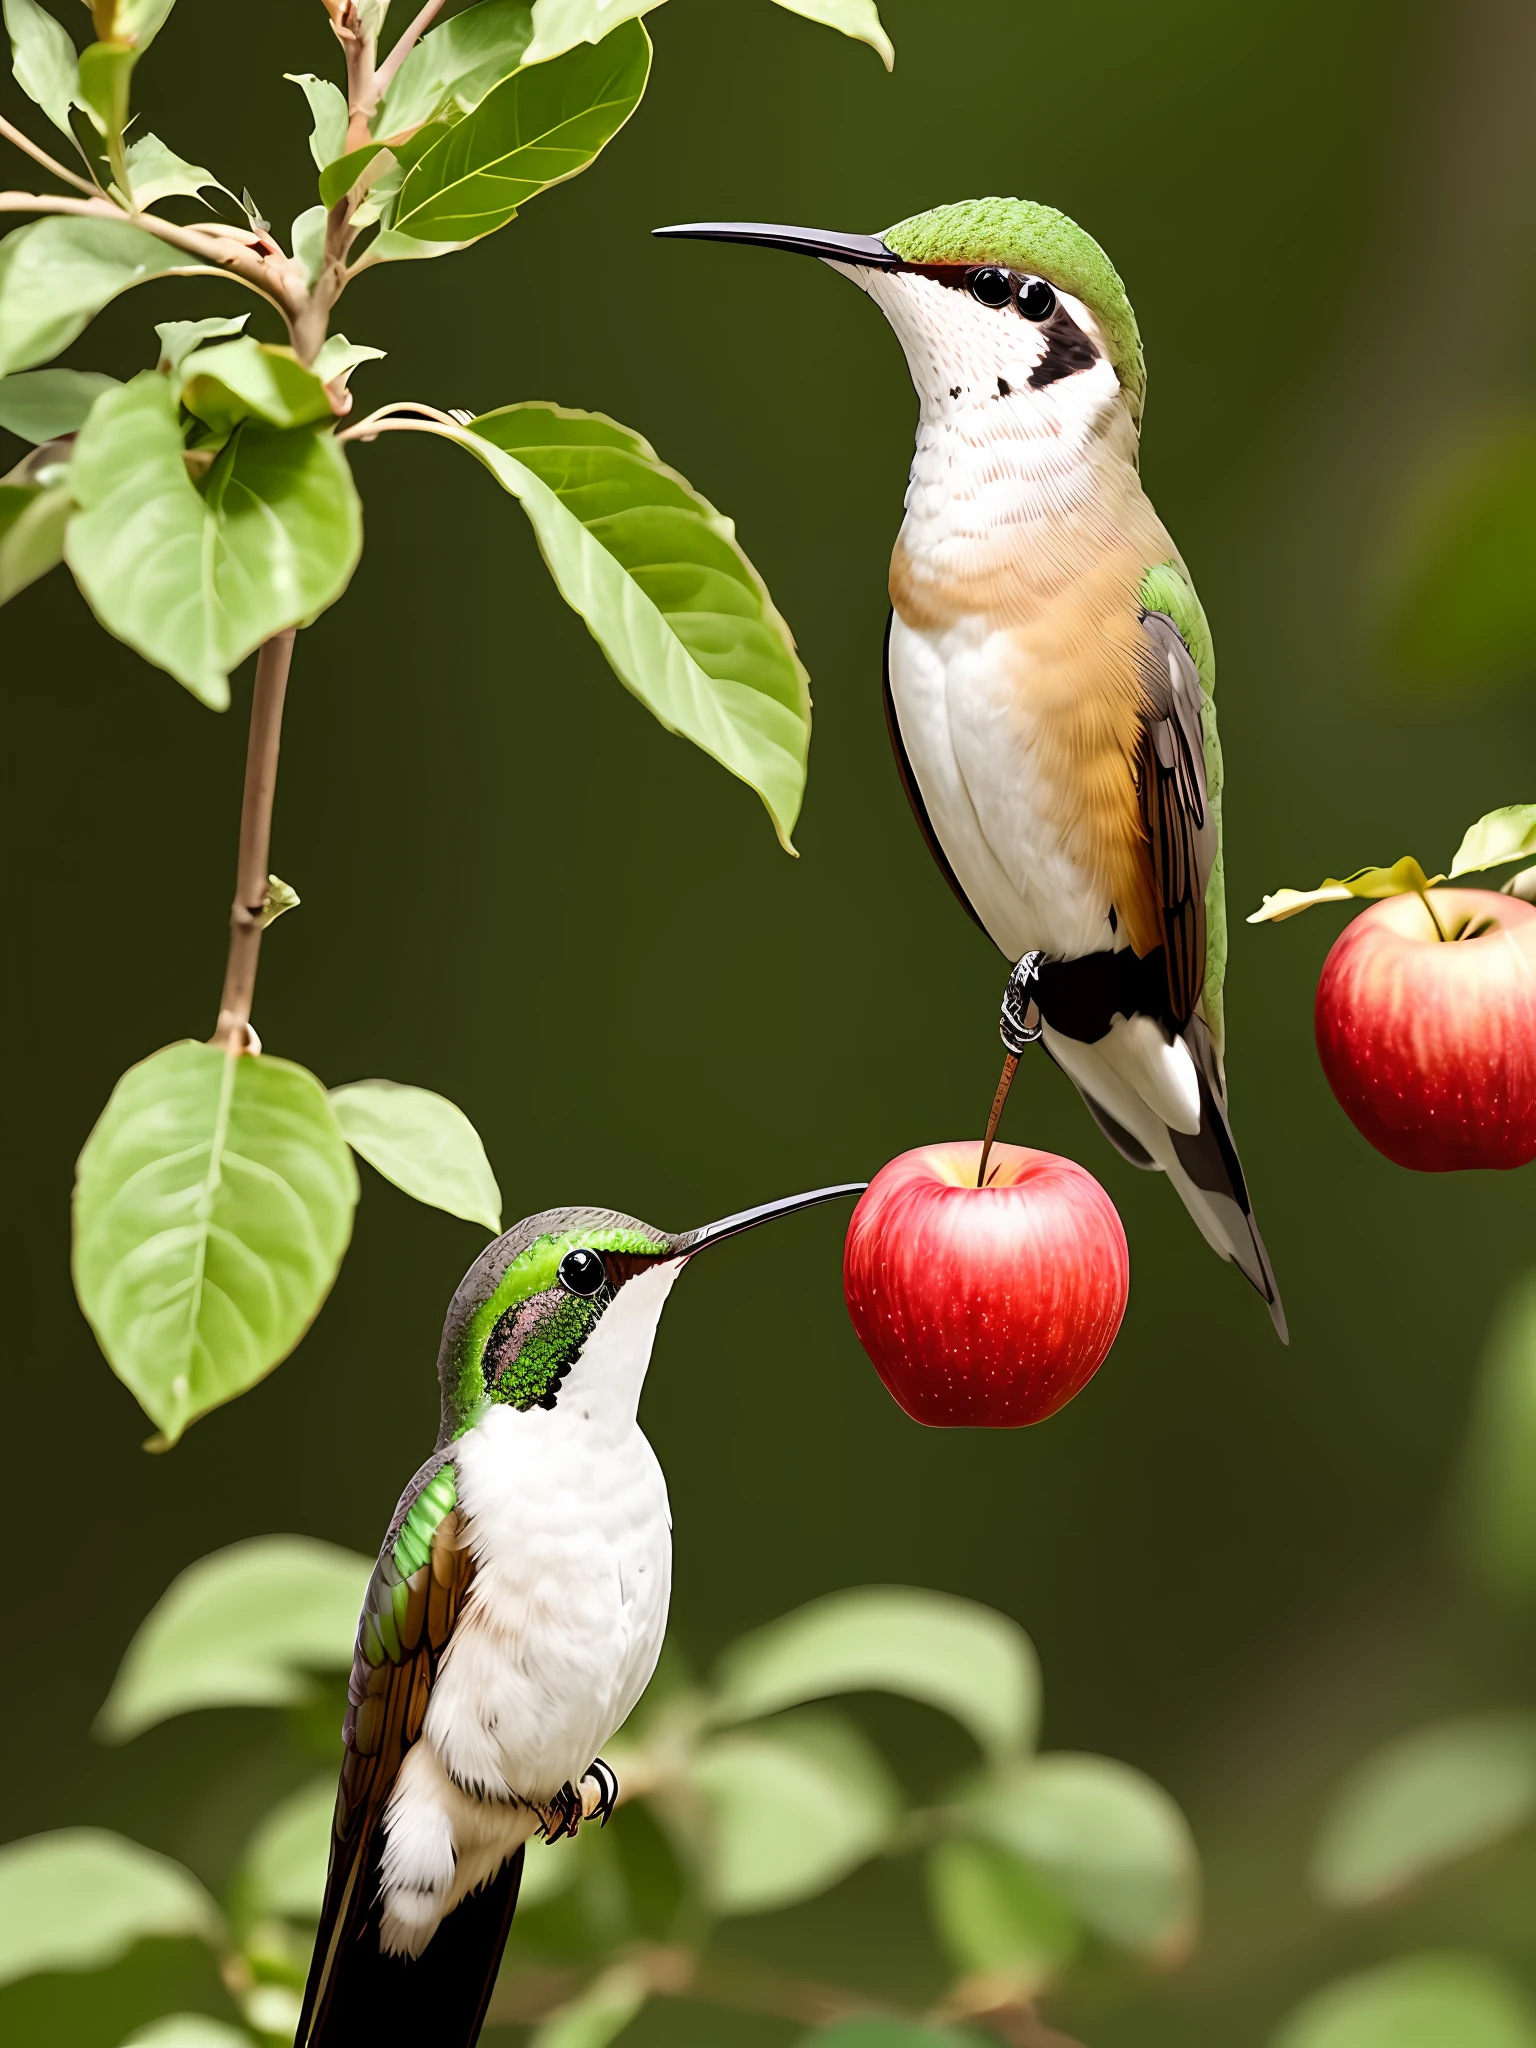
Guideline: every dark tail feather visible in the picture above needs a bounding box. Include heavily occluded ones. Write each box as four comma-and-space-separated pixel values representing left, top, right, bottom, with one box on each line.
301, 1840, 524, 2048
1167, 1029, 1287, 1343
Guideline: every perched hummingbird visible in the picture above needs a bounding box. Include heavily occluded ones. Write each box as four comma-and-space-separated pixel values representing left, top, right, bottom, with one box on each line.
296, 1183, 861, 2048
656, 200, 1285, 1338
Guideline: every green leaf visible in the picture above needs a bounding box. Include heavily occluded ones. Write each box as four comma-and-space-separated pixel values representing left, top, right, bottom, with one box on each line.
1452, 1273, 1536, 1600
0, 366, 118, 439
0, 214, 214, 377
0, 1829, 223, 1987
418, 405, 811, 847
712, 1586, 1039, 1761
1311, 1713, 1536, 1908
121, 131, 229, 208
976, 1753, 1199, 1961
771, 0, 893, 67
329, 1079, 502, 1231
2, 0, 80, 137
1450, 805, 1536, 878
1272, 1954, 1536, 2048
179, 338, 333, 433
1248, 855, 1442, 925
1379, 413, 1536, 691
381, 0, 534, 134
286, 70, 348, 169
0, 477, 69, 600
528, 1962, 650, 2048
237, 1772, 336, 1922
522, 0, 662, 65
260, 872, 300, 928
290, 204, 328, 290
927, 1836, 1079, 1987
311, 333, 385, 387
688, 1709, 898, 1915
318, 140, 390, 209
72, 1041, 360, 1445
118, 2019, 256, 2048
77, 37, 133, 142
96, 1534, 370, 1739
155, 312, 247, 373
66, 373, 361, 707
360, 224, 469, 264
98, 0, 177, 51
391, 17, 649, 243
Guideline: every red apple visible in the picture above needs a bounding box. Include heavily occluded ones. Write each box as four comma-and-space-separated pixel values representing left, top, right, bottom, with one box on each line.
842, 1141, 1129, 1427
1315, 888, 1536, 1171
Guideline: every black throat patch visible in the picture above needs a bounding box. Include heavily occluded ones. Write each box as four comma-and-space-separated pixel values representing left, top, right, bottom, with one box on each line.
1028, 300, 1099, 391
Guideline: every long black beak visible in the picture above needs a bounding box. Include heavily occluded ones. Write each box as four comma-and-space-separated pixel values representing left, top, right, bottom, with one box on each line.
670, 1182, 866, 1256
652, 221, 899, 269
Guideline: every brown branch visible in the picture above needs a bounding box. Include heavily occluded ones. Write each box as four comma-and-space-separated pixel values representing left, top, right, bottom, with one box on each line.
211, 632, 297, 1054
331, 0, 380, 154
0, 111, 99, 196
373, 0, 448, 97
0, 190, 299, 323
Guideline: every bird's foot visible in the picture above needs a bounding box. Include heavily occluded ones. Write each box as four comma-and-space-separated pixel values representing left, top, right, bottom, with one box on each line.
537, 1782, 583, 1844
1000, 950, 1046, 1055
581, 1757, 619, 1827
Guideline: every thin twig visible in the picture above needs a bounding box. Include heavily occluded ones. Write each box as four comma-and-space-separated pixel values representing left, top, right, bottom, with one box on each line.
211, 632, 297, 1054
337, 400, 466, 440
0, 111, 100, 196
0, 190, 298, 321
373, 0, 448, 96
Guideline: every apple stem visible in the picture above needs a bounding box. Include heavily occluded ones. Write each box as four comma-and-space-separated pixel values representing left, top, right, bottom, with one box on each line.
1416, 887, 1450, 942
977, 1053, 1020, 1188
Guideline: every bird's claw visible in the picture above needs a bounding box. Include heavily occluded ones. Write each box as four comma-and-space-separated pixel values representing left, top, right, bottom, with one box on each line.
581, 1757, 619, 1827
538, 1782, 582, 1844
1000, 950, 1045, 1055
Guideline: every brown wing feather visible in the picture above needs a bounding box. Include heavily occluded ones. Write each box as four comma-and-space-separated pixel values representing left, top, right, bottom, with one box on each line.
1133, 611, 1214, 1028
298, 1463, 474, 2045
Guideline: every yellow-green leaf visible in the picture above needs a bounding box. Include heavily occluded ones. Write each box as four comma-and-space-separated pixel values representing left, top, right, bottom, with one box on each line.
0, 1830, 223, 1987
1450, 804, 1536, 878
412, 404, 811, 848
1248, 856, 1442, 924
329, 1078, 502, 1232
390, 17, 649, 243
771, 0, 893, 68
97, 1535, 370, 1738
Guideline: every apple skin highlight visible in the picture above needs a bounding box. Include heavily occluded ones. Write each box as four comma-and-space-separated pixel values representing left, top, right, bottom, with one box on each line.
1314, 889, 1536, 1173
842, 1142, 1129, 1428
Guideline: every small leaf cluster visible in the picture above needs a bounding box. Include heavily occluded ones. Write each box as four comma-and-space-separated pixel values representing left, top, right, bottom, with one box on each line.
4, 1556, 1201, 2047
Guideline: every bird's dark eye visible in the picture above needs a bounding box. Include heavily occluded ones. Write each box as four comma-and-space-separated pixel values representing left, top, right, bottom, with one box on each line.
1016, 276, 1056, 321
558, 1247, 606, 1298
968, 267, 1013, 309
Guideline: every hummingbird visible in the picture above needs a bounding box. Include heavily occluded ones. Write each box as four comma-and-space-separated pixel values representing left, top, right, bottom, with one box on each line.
296, 1182, 862, 2048
655, 200, 1285, 1339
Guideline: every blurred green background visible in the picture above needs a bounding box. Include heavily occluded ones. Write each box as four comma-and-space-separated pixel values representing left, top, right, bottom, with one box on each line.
5, 0, 1536, 2040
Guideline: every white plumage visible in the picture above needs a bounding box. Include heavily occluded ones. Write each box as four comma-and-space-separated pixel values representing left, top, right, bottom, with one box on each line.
379, 1264, 678, 1955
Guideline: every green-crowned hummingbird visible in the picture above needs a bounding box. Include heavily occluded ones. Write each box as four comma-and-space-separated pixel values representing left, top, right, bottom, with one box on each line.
655, 200, 1285, 1338
296, 1183, 862, 2047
